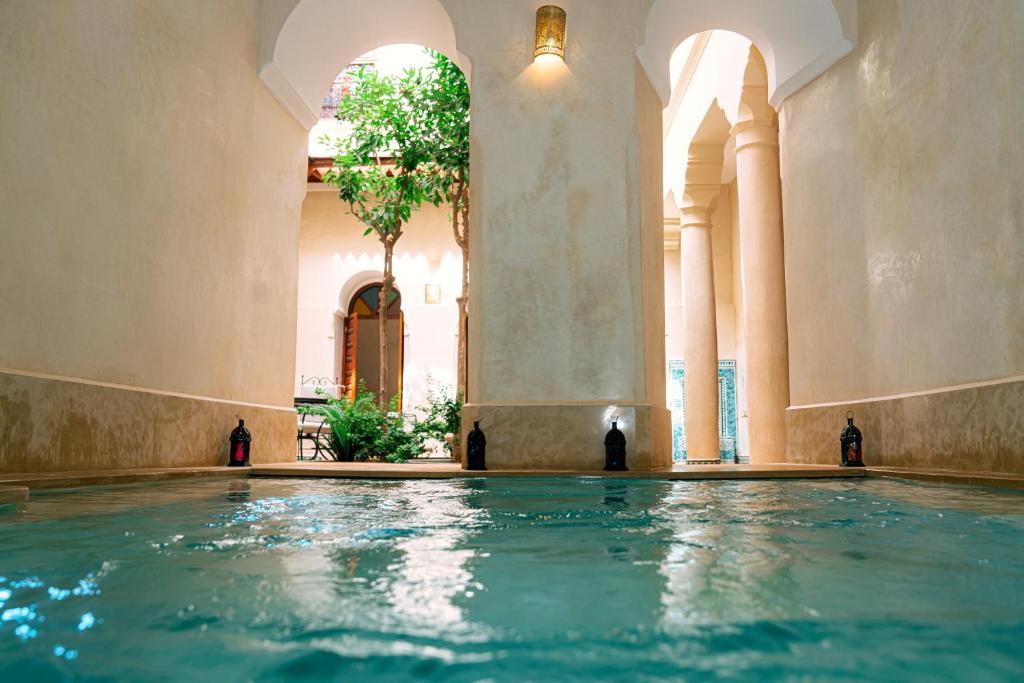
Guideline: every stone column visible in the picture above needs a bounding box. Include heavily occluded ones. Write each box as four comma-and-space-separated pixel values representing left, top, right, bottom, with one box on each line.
734, 48, 790, 463
675, 103, 731, 464
679, 206, 720, 463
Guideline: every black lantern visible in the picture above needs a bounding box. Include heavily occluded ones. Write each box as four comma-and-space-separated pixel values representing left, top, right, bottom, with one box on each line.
228, 418, 251, 467
839, 411, 864, 467
466, 421, 487, 471
604, 420, 627, 471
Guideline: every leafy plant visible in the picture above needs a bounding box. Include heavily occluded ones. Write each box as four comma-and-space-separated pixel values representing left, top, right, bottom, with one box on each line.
411, 382, 463, 456
298, 385, 422, 463
420, 51, 471, 396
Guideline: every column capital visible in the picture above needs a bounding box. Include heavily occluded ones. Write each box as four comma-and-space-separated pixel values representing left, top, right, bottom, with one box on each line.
732, 119, 778, 152
678, 205, 714, 230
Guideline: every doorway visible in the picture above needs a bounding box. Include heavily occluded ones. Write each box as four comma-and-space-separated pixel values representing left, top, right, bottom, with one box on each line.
341, 283, 404, 408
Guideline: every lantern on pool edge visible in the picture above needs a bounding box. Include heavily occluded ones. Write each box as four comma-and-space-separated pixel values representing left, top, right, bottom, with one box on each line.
839, 411, 864, 467
466, 421, 487, 471
229, 418, 252, 467
604, 420, 627, 471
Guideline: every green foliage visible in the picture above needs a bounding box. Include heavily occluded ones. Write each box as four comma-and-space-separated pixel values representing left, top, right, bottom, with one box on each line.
320, 51, 471, 232
320, 65, 437, 241
299, 385, 422, 463
411, 382, 463, 456
419, 50, 471, 204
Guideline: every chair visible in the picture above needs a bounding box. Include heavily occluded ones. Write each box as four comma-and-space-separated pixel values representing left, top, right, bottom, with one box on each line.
295, 397, 330, 460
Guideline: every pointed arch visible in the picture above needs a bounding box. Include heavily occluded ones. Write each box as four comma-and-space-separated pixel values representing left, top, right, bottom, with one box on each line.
638, 0, 856, 109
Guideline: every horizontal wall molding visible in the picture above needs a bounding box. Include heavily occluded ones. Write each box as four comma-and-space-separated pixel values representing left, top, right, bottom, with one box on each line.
0, 367, 294, 413
791, 374, 1024, 410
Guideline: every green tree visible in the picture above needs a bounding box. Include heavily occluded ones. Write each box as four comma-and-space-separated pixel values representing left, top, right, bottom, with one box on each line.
420, 50, 471, 398
322, 66, 434, 408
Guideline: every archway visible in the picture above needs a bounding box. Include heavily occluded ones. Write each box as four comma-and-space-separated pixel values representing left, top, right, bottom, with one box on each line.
637, 0, 855, 108
259, 0, 469, 130
341, 283, 404, 408
657, 27, 796, 464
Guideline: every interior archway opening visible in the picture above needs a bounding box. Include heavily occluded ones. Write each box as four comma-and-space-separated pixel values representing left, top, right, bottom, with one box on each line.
658, 29, 783, 465
294, 41, 470, 462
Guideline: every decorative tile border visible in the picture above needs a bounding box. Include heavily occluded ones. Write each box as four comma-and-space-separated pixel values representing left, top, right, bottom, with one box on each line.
668, 359, 738, 462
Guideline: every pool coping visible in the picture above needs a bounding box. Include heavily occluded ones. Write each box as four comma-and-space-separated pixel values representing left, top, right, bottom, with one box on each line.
1, 463, 1021, 495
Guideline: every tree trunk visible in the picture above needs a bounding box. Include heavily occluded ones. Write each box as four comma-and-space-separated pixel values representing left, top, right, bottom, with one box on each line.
457, 247, 468, 398
452, 182, 470, 400
379, 240, 394, 410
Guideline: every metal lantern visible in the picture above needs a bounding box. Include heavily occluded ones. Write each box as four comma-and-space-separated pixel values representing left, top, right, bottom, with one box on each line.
839, 411, 864, 467
604, 421, 627, 471
228, 418, 252, 467
466, 421, 487, 471
534, 5, 566, 61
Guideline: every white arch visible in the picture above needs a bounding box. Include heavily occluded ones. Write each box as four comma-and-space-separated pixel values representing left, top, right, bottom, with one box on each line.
638, 0, 856, 108
337, 269, 393, 315
259, 0, 466, 129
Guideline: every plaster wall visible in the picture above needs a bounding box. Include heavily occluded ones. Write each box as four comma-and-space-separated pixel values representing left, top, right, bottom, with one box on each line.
296, 192, 462, 411
782, 0, 1023, 403
781, 0, 1024, 472
445, 0, 670, 469
0, 0, 304, 471
449, 0, 655, 406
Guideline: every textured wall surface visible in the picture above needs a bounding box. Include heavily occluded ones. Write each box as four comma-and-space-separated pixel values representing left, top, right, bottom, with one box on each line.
786, 376, 1024, 474
781, 0, 1023, 406
0, 371, 294, 474
449, 0, 655, 405
0, 1, 305, 472
0, 0, 306, 408
780, 0, 1023, 472
461, 402, 669, 471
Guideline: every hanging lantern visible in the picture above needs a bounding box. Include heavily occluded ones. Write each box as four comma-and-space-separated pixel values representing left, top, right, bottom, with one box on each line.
839, 411, 864, 467
466, 421, 487, 471
604, 420, 627, 471
228, 418, 252, 467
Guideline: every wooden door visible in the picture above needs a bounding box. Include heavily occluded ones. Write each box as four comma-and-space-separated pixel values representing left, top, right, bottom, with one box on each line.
343, 313, 358, 401
396, 311, 405, 411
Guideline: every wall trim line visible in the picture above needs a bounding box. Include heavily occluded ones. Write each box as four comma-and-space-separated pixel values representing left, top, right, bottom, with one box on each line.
0, 367, 294, 414
789, 374, 1024, 411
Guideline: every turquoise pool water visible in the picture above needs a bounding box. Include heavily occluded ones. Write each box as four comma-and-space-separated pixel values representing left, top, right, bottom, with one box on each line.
1, 477, 1022, 681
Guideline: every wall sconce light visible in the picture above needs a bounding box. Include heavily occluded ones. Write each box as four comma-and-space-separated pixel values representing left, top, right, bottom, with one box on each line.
424, 284, 441, 305
534, 5, 566, 61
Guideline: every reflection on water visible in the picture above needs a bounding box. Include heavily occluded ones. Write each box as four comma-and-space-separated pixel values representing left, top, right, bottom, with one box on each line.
0, 477, 1021, 681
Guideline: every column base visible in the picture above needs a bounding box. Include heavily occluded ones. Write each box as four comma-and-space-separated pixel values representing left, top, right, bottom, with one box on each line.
460, 402, 672, 471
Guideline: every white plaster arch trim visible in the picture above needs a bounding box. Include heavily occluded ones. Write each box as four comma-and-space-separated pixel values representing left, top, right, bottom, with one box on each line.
259, 0, 466, 130
638, 0, 855, 109
337, 269, 387, 316
335, 269, 413, 324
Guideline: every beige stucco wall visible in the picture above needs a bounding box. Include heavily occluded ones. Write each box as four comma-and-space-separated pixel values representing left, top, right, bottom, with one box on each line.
781, 0, 1023, 406
0, 0, 305, 470
296, 191, 461, 411
0, 0, 306, 407
452, 0, 654, 405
